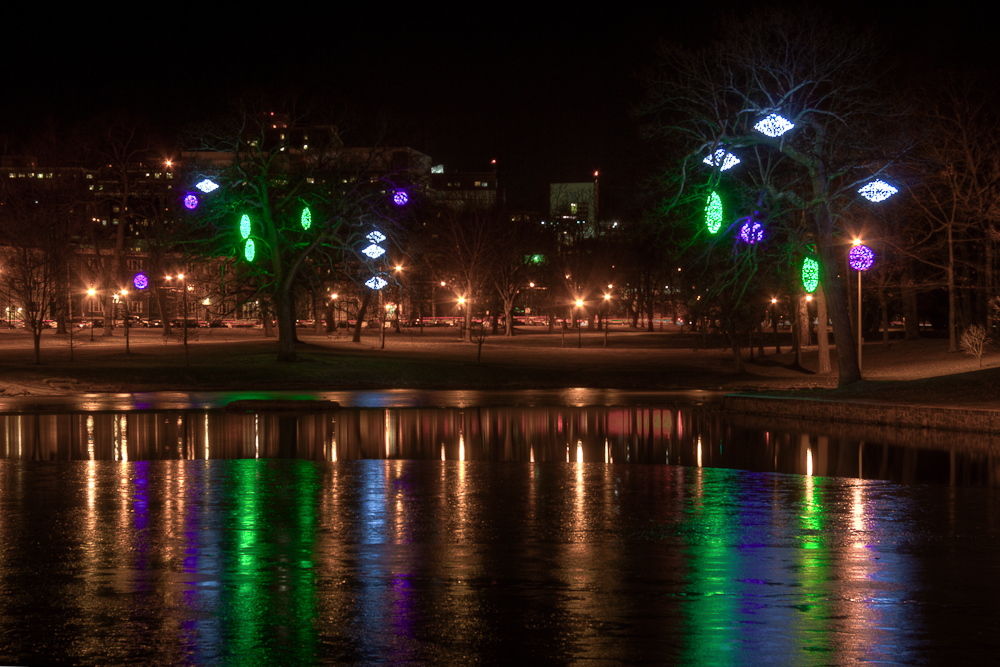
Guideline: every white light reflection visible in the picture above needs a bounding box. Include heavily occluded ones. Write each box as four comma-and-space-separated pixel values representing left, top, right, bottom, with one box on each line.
807, 447, 814, 477
459, 432, 465, 462
86, 415, 94, 460
577, 440, 583, 464
440, 444, 445, 461
697, 435, 702, 468
530, 446, 534, 463
204, 413, 210, 460
254, 414, 259, 460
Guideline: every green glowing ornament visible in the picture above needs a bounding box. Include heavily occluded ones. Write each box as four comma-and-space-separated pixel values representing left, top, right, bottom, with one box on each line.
301, 207, 312, 230
244, 238, 256, 262
705, 191, 723, 234
239, 214, 251, 240
802, 257, 819, 293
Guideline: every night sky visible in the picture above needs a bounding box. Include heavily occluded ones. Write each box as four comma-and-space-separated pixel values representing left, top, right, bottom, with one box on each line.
4, 3, 996, 213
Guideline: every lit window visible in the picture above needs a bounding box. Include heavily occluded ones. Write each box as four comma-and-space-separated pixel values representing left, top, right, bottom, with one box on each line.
570, 203, 578, 214
482, 182, 488, 187
303, 144, 308, 150
166, 173, 172, 179
86, 174, 93, 179
306, 177, 314, 184
475, 181, 481, 186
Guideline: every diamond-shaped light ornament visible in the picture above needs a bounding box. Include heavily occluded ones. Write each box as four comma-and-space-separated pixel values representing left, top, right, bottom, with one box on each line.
754, 114, 794, 138
362, 244, 386, 259
858, 180, 898, 203
195, 179, 219, 193
367, 230, 386, 244
703, 149, 740, 171
366, 276, 388, 290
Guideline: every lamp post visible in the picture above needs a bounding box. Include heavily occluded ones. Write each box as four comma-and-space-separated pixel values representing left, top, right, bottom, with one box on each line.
180, 274, 189, 366
121, 289, 130, 354
603, 293, 611, 347
770, 297, 780, 353
575, 298, 584, 348
457, 296, 466, 339
850, 239, 875, 376
87, 288, 96, 341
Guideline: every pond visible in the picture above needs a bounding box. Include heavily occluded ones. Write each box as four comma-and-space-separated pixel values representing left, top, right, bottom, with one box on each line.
2, 393, 999, 664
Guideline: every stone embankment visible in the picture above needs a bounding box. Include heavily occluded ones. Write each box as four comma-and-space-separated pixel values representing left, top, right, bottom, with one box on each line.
724, 394, 1000, 435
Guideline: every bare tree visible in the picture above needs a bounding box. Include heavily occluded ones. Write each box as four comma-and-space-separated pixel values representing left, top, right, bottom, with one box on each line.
642, 9, 906, 386
0, 174, 85, 363
183, 101, 410, 361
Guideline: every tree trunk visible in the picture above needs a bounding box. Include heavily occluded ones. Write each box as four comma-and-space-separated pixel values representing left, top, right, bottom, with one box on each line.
816, 286, 831, 374
816, 223, 861, 385
879, 282, 890, 348
729, 323, 744, 373
274, 289, 297, 362
901, 260, 920, 340
155, 286, 172, 335
948, 223, 958, 352
353, 291, 372, 343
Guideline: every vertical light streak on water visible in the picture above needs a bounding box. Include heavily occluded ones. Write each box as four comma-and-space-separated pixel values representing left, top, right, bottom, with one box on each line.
794, 449, 833, 659
577, 440, 584, 464
697, 436, 703, 468
177, 416, 183, 459
530, 445, 534, 463
385, 410, 391, 459
231, 461, 263, 660
254, 415, 259, 460
682, 467, 744, 664
330, 418, 337, 462
440, 443, 445, 461
120, 415, 128, 462
293, 463, 319, 660
605, 438, 610, 464
86, 415, 94, 461
204, 414, 209, 460
459, 432, 465, 462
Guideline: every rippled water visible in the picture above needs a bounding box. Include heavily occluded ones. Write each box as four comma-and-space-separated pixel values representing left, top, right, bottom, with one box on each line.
2, 398, 1000, 664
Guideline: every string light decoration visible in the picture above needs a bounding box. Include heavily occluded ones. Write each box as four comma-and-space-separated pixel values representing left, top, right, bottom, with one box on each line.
244, 239, 256, 262
739, 220, 764, 243
858, 179, 898, 203
133, 273, 149, 290
801, 257, 819, 293
705, 191, 723, 233
195, 179, 219, 193
239, 214, 251, 240
703, 149, 740, 171
183, 194, 199, 210
392, 190, 409, 206
365, 276, 388, 290
754, 113, 794, 137
849, 244, 874, 271
362, 244, 386, 259
301, 207, 312, 230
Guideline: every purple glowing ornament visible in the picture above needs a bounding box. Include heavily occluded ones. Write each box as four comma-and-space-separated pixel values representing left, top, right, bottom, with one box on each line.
184, 194, 199, 210
849, 244, 874, 271
739, 220, 764, 243
392, 190, 408, 206
133, 273, 149, 290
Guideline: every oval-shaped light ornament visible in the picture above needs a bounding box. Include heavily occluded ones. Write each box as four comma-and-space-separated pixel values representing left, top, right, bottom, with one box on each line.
705, 191, 723, 234
244, 238, 256, 262
301, 207, 312, 230
240, 214, 251, 240
802, 257, 819, 293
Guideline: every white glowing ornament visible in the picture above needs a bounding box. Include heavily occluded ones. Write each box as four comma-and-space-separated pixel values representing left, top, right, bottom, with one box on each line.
367, 230, 386, 244
703, 149, 740, 171
362, 244, 386, 259
195, 179, 219, 193
754, 114, 794, 137
858, 179, 898, 203
366, 276, 387, 290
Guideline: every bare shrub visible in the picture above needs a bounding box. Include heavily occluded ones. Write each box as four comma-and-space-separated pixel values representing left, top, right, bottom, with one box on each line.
960, 324, 990, 367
